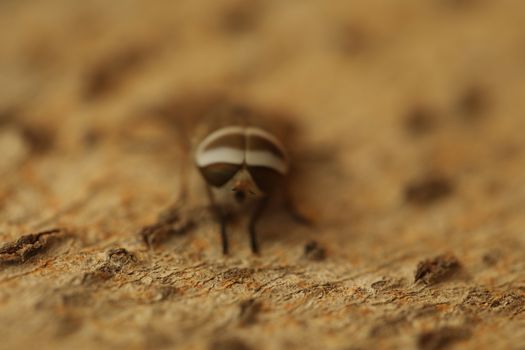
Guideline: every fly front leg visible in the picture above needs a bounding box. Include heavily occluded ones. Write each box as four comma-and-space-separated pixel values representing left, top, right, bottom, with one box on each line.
206, 187, 230, 255
219, 212, 229, 255
248, 198, 268, 254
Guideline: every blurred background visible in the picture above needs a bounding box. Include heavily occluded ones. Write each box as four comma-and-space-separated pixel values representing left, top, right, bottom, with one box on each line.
0, 1, 524, 349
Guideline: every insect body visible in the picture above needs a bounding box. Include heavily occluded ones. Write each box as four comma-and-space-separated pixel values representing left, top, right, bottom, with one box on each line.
195, 126, 289, 254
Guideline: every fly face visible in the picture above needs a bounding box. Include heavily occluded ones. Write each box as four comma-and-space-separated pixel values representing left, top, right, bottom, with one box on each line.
195, 126, 288, 204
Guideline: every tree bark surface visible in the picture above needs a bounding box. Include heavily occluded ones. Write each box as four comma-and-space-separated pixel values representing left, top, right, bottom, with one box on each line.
0, 1, 523, 349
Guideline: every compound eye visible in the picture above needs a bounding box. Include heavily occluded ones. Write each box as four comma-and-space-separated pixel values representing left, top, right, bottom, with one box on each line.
247, 166, 283, 194
245, 127, 288, 193
200, 163, 241, 187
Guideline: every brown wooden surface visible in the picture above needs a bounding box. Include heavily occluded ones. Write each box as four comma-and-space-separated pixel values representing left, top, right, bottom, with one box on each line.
0, 1, 524, 349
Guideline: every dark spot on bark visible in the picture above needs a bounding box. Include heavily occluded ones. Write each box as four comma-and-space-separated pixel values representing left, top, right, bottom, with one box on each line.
219, 1, 262, 35
83, 128, 103, 147
438, 0, 480, 10
496, 142, 522, 162
82, 248, 137, 285
54, 314, 84, 337
209, 337, 252, 350
0, 109, 55, 154
154, 286, 178, 302
417, 326, 471, 350
107, 248, 137, 266
139, 206, 196, 247
415, 304, 441, 318
489, 290, 525, 314
81, 264, 117, 285
481, 251, 500, 266
0, 228, 65, 264
337, 23, 369, 56
460, 287, 524, 316
415, 253, 461, 285
456, 85, 490, 122
221, 268, 255, 283
83, 45, 152, 100
371, 277, 405, 291
405, 175, 454, 206
295, 282, 339, 299
459, 287, 492, 313
303, 240, 327, 261
404, 106, 439, 137
60, 290, 93, 308
239, 298, 262, 326
20, 123, 55, 154
0, 105, 18, 125
371, 280, 388, 291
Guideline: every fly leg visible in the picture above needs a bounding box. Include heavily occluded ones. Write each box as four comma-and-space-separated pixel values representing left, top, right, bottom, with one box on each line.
248, 198, 268, 254
206, 187, 230, 255
219, 212, 229, 255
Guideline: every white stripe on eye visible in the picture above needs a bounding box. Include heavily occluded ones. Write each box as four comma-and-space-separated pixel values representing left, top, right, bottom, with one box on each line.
246, 150, 289, 174
197, 126, 244, 152
196, 147, 245, 167
246, 127, 287, 158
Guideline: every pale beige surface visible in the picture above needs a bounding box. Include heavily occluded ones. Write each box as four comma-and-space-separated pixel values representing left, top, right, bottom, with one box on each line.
0, 1, 524, 349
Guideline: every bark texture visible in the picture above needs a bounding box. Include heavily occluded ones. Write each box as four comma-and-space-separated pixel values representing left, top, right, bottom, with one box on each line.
0, 1, 524, 349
